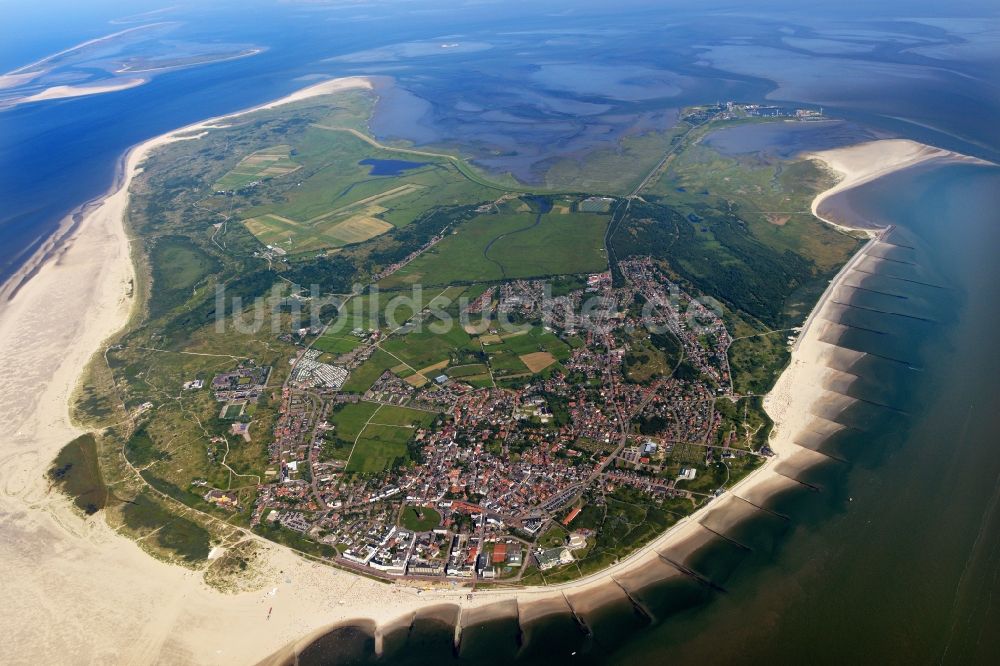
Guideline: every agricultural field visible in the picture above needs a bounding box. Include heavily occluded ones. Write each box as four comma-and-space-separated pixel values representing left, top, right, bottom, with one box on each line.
482, 325, 571, 381
235, 125, 500, 255
381, 199, 610, 287
212, 144, 300, 191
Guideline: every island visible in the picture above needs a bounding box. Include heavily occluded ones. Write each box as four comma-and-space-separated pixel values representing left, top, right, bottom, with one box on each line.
20, 76, 967, 661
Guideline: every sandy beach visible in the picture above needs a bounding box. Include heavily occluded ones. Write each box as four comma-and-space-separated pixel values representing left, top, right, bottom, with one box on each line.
0, 79, 975, 664
0, 76, 434, 666
805, 138, 992, 232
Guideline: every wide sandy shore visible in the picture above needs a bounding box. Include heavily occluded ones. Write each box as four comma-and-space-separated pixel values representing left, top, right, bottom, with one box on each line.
0, 87, 975, 664
761, 138, 999, 496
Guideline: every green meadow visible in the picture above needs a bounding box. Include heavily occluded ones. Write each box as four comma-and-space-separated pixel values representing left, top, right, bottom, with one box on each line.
330, 402, 437, 474
381, 203, 610, 287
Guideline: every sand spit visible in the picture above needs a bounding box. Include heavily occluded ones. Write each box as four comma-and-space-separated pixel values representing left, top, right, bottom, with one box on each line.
765, 138, 991, 464
0, 90, 970, 666
806, 138, 992, 232
0, 70, 44, 90
0, 24, 179, 106
12, 78, 148, 104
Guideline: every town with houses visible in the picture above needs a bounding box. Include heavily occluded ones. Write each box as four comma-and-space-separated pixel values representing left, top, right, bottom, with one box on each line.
194, 256, 767, 583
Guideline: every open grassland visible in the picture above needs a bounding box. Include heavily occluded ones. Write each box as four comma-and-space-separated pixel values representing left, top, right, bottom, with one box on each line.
346, 425, 413, 474
312, 331, 364, 355
380, 284, 466, 328
623, 327, 681, 384
119, 492, 212, 563
341, 349, 397, 394
381, 325, 478, 373
148, 236, 220, 318
369, 403, 438, 428
330, 401, 382, 442
646, 128, 855, 273
213, 144, 300, 191
332, 402, 437, 474
314, 124, 529, 194
495, 326, 571, 359
381, 203, 609, 287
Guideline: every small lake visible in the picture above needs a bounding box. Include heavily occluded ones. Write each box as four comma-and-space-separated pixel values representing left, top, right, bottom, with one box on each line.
359, 157, 429, 176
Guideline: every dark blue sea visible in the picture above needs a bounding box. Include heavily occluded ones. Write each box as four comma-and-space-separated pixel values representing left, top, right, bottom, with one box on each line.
3, 1, 999, 663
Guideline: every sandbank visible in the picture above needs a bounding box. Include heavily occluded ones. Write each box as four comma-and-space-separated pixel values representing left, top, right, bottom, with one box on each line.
12, 78, 148, 105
